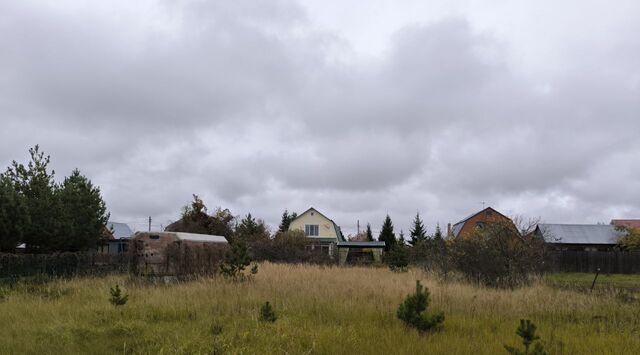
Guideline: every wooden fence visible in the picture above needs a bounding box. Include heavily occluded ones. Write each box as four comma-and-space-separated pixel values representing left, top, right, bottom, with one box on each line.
0, 252, 129, 278
545, 251, 640, 274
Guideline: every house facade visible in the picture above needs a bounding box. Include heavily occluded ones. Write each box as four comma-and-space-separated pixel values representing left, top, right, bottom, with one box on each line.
448, 207, 513, 238
288, 207, 385, 264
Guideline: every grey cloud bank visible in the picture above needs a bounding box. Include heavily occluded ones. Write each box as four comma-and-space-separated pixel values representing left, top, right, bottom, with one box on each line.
1, 0, 639, 235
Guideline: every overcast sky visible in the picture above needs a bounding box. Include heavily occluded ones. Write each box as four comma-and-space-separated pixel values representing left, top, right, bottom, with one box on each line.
1, 0, 639, 235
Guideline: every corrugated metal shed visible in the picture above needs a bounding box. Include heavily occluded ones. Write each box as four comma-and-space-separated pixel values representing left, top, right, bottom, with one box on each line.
538, 224, 623, 245
107, 221, 134, 239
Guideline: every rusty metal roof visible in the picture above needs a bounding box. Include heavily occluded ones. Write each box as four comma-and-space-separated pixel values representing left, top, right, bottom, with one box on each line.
611, 220, 640, 228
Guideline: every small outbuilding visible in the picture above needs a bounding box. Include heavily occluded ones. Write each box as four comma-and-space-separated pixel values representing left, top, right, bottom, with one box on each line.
132, 231, 228, 276
535, 224, 623, 251
99, 221, 134, 255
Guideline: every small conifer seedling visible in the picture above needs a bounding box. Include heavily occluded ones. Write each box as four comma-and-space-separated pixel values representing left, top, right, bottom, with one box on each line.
397, 280, 444, 332
109, 285, 128, 306
504, 319, 547, 355
259, 301, 277, 322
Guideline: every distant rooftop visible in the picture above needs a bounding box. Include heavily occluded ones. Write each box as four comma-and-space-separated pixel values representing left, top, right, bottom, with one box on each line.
611, 219, 640, 228
537, 224, 624, 245
107, 221, 134, 239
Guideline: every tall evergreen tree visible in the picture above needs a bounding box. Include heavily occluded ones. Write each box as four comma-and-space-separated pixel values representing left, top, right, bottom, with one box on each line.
4, 145, 62, 252
0, 174, 29, 252
58, 169, 109, 251
433, 223, 444, 241
366, 223, 374, 241
409, 211, 427, 246
379, 215, 396, 251
398, 229, 406, 246
278, 210, 298, 233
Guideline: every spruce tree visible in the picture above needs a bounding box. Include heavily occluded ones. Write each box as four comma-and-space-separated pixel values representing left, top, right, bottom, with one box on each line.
366, 223, 374, 241
220, 239, 252, 280
58, 169, 109, 251
0, 174, 29, 252
409, 212, 427, 246
278, 210, 297, 233
4, 145, 62, 253
259, 301, 277, 322
235, 213, 268, 242
399, 229, 406, 246
397, 280, 444, 332
433, 223, 444, 241
379, 215, 396, 251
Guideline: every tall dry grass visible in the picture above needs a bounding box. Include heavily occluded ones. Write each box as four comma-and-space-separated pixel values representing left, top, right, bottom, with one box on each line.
0, 263, 639, 354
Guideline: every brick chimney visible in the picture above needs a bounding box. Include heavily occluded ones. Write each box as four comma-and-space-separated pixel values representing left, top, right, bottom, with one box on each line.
447, 223, 452, 237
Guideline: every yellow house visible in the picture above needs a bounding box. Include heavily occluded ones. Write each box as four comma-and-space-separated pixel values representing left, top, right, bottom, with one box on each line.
288, 207, 385, 264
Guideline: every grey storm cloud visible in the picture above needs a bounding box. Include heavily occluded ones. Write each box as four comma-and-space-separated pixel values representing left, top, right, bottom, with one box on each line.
1, 0, 639, 235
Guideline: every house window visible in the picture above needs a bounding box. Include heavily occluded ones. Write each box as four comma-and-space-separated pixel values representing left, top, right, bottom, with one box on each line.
305, 224, 319, 236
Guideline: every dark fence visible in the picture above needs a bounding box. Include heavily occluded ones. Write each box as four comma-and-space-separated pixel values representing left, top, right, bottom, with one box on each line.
546, 251, 640, 274
0, 252, 129, 278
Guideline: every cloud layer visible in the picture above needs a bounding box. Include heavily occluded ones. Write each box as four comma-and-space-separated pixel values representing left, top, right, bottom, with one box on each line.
1, 0, 639, 234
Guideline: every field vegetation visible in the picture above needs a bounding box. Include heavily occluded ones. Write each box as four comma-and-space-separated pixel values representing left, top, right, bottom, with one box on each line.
1, 263, 639, 354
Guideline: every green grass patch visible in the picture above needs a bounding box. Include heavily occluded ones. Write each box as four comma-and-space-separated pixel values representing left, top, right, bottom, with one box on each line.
546, 272, 640, 290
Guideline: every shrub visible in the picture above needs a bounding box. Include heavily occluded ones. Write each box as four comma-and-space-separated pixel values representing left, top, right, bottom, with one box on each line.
249, 230, 335, 265
397, 280, 444, 332
386, 245, 409, 272
109, 285, 128, 306
259, 301, 277, 322
615, 226, 640, 251
449, 219, 545, 288
504, 319, 547, 355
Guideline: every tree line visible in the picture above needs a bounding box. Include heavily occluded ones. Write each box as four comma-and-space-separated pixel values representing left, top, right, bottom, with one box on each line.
0, 146, 109, 253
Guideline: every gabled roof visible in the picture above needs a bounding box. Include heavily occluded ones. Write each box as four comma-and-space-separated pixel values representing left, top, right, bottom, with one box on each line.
537, 224, 623, 245
107, 221, 134, 239
611, 220, 640, 228
451, 207, 510, 237
290, 207, 346, 242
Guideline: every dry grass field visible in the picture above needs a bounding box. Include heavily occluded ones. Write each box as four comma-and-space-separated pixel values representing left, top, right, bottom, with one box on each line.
1, 263, 639, 354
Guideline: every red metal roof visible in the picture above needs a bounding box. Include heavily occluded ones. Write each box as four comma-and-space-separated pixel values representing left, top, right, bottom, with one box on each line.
611, 220, 640, 228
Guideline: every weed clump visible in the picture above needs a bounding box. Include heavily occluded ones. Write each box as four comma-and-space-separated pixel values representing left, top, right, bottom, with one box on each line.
259, 301, 277, 322
397, 280, 444, 332
109, 285, 128, 306
504, 319, 547, 355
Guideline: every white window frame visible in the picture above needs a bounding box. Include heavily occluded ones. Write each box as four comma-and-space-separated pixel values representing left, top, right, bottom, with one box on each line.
305, 224, 319, 236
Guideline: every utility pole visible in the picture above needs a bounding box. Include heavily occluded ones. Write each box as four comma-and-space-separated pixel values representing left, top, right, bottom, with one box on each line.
148, 216, 152, 232
357, 220, 360, 234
